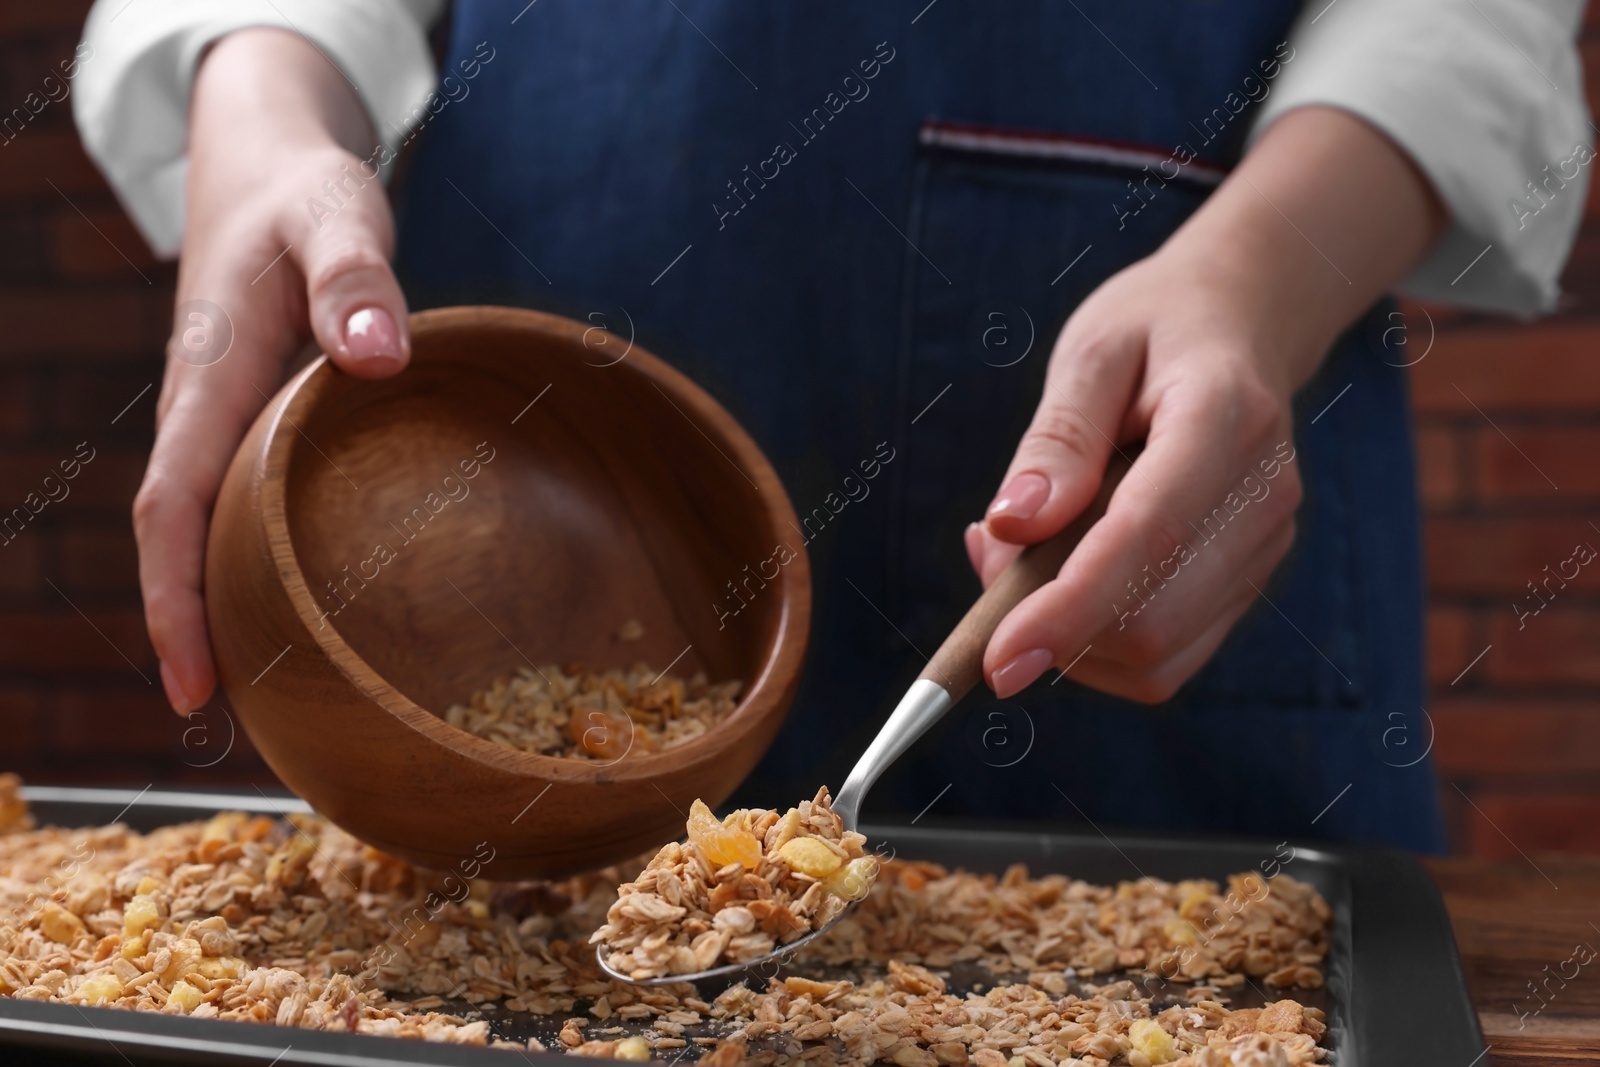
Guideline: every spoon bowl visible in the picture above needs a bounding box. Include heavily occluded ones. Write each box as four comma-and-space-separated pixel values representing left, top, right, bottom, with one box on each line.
596, 906, 860, 986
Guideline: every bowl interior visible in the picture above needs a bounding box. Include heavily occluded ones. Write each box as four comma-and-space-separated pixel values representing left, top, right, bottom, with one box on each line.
279, 311, 790, 730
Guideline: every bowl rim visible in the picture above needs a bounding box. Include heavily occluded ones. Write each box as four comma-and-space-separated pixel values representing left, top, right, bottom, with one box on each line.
254, 305, 811, 785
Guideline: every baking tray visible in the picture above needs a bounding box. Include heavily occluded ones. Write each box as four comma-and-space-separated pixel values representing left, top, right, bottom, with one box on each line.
0, 786, 1485, 1066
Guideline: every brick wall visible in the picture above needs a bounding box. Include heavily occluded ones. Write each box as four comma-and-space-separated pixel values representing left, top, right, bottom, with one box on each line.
1, 3, 1598, 852
0, 2, 278, 788
1414, 5, 1600, 858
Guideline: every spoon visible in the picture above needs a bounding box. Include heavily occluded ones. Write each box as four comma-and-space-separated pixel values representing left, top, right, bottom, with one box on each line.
599, 461, 1127, 985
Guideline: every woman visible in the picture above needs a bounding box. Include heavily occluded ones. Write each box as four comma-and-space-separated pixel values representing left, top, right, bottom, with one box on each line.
75, 0, 1587, 851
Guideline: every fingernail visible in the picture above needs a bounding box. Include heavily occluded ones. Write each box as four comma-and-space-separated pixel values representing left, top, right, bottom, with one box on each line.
964, 522, 985, 572
987, 472, 1050, 522
990, 647, 1054, 698
160, 659, 196, 714
344, 307, 403, 369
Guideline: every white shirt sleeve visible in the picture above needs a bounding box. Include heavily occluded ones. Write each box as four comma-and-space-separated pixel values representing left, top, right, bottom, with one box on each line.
73, 0, 447, 258
1250, 0, 1590, 316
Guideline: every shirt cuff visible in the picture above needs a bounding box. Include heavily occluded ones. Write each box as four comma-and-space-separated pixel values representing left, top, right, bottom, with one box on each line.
1247, 0, 1589, 316
72, 0, 445, 258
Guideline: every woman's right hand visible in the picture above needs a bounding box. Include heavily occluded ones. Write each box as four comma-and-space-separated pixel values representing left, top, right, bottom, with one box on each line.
139, 28, 411, 715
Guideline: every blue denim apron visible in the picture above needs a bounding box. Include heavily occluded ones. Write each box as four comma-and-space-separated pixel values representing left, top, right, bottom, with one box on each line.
393, 1, 1447, 852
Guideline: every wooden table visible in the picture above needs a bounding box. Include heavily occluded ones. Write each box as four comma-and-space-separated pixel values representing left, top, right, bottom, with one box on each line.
1427, 856, 1600, 1065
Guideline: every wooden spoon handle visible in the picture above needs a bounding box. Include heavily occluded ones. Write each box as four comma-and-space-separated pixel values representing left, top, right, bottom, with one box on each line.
917, 457, 1129, 700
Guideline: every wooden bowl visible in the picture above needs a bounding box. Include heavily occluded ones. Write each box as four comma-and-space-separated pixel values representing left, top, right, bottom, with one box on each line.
206, 306, 811, 878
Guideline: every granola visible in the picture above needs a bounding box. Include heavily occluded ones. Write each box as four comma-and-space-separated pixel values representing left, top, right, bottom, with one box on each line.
0, 779, 1331, 1065
442, 661, 741, 760
592, 789, 880, 980
814, 859, 1330, 989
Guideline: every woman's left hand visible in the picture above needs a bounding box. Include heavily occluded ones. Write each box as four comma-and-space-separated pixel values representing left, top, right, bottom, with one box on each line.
971, 105, 1447, 703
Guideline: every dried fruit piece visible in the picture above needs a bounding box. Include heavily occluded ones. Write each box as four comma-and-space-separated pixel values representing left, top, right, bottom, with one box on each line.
38, 902, 86, 945
776, 837, 842, 878
79, 973, 123, 1006
686, 798, 721, 840
167, 980, 203, 1014
198, 812, 247, 861
614, 1035, 652, 1061
686, 800, 761, 870
159, 938, 202, 986
568, 708, 633, 759
1129, 1019, 1179, 1064
265, 835, 315, 890
0, 772, 31, 833
122, 894, 161, 939
822, 856, 879, 901
1177, 882, 1215, 921
193, 956, 245, 981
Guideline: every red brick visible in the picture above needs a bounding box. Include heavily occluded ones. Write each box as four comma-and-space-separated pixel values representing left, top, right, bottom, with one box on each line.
0, 450, 145, 516
1410, 324, 1600, 415
1459, 792, 1600, 858
0, 289, 164, 360
1434, 700, 1600, 776
1424, 516, 1600, 596
52, 687, 180, 756
51, 205, 161, 280
0, 529, 42, 595
1414, 424, 1462, 510
58, 525, 138, 594
0, 215, 50, 283
0, 690, 41, 756
1486, 607, 1600, 688
0, 1, 91, 32
52, 369, 159, 436
0, 609, 153, 674
1476, 425, 1600, 501
0, 368, 38, 439
17, 761, 175, 787
1426, 606, 1474, 687
0, 129, 105, 199
48, 692, 266, 772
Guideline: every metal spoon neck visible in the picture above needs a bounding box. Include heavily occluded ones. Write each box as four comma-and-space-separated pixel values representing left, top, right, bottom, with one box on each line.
833, 678, 954, 830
